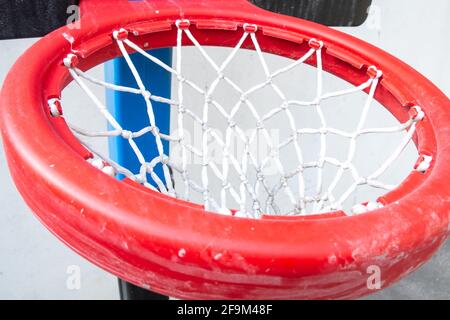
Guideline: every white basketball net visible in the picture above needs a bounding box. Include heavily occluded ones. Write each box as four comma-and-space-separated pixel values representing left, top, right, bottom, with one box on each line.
57, 20, 427, 219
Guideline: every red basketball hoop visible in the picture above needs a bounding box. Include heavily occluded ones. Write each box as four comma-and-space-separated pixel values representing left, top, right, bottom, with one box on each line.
0, 0, 448, 299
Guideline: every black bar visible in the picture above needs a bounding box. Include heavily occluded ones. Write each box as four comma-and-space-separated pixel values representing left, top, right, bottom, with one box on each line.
0, 0, 373, 40
118, 279, 169, 300
0, 0, 78, 39
250, 0, 373, 26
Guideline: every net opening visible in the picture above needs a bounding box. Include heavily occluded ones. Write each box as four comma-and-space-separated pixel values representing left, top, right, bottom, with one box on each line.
55, 20, 427, 219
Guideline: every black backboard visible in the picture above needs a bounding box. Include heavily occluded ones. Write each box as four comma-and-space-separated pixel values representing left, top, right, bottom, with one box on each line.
0, 0, 372, 40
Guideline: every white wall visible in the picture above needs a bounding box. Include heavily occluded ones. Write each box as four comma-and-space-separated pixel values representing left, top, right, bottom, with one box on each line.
0, 0, 448, 299
0, 38, 118, 299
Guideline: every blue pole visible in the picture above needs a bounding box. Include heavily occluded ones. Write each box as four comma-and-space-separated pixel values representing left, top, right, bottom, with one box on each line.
105, 48, 173, 187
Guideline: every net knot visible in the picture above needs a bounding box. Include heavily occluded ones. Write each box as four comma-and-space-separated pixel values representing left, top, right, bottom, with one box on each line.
151, 126, 160, 135
222, 182, 231, 190
309, 38, 324, 50
161, 155, 170, 165
270, 149, 279, 158
414, 154, 433, 173
121, 130, 133, 139
87, 158, 116, 177
102, 166, 116, 177
88, 158, 105, 170
63, 54, 78, 68
294, 164, 305, 173
317, 160, 325, 169
228, 120, 237, 128
252, 201, 261, 212
240, 176, 249, 185
205, 95, 212, 104
255, 121, 264, 130
291, 133, 298, 142
143, 90, 152, 99
48, 98, 63, 117
294, 204, 304, 214
112, 28, 129, 41
256, 171, 265, 181
176, 19, 191, 30
409, 106, 425, 122
177, 75, 186, 83
243, 23, 258, 33
134, 174, 145, 184
367, 66, 383, 79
